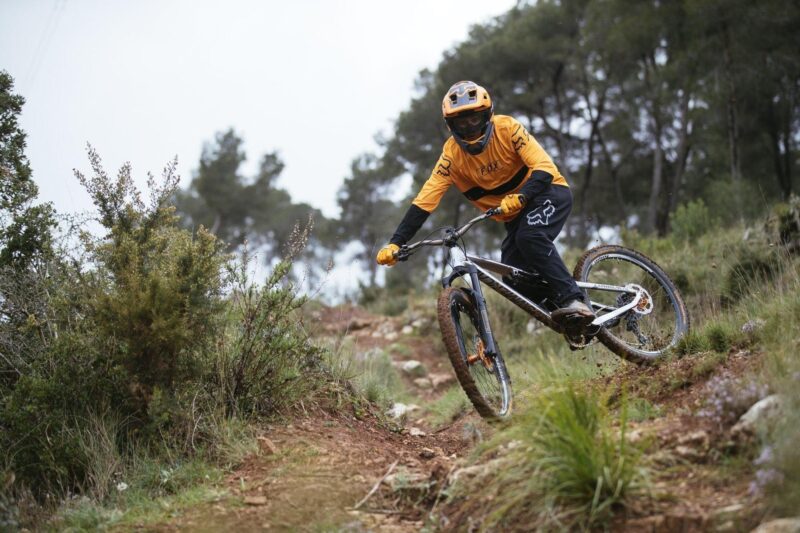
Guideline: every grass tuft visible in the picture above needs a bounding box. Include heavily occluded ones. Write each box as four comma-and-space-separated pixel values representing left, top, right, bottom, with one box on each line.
449, 385, 645, 530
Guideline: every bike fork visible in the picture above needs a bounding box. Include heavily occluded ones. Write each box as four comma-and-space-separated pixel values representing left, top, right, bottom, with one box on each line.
443, 263, 500, 357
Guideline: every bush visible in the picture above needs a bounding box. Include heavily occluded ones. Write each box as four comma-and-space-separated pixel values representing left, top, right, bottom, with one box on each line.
213, 233, 325, 418
769, 194, 800, 248
0, 150, 328, 504
671, 199, 716, 242
723, 248, 780, 304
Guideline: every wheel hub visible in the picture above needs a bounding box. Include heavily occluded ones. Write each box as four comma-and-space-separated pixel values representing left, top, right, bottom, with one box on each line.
466, 338, 494, 371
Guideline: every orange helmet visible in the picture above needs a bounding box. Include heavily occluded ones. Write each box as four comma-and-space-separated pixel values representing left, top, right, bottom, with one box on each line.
441, 81, 494, 155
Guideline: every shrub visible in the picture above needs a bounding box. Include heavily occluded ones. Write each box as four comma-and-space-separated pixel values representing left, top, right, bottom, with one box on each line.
768, 194, 800, 248
212, 232, 325, 418
671, 199, 716, 242
698, 375, 768, 429
1, 149, 328, 504
723, 248, 780, 304
704, 322, 735, 353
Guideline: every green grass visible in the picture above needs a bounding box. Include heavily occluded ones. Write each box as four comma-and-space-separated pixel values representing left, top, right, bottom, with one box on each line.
449, 385, 644, 531
55, 482, 228, 530
38, 414, 261, 531
426, 385, 471, 428
627, 398, 662, 422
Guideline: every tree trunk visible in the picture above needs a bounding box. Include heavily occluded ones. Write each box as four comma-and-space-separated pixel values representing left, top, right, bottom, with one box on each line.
667, 91, 693, 227
596, 128, 629, 223
578, 86, 606, 221
648, 137, 664, 235
721, 19, 742, 210
643, 56, 665, 234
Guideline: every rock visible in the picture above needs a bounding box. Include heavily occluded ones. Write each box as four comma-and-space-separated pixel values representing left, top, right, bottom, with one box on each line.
383, 469, 432, 499
401, 360, 427, 377
731, 394, 783, 441
429, 372, 455, 389
651, 449, 678, 467
411, 318, 430, 329
413, 377, 433, 389
677, 429, 710, 451
526, 319, 545, 334
626, 513, 708, 532
627, 428, 646, 445
376, 321, 397, 336
497, 439, 524, 456
741, 318, 766, 335
385, 331, 399, 342
244, 495, 268, 506
714, 503, 745, 522
257, 436, 278, 455
674, 445, 705, 462
420, 447, 436, 459
408, 427, 426, 437
401, 325, 414, 335
387, 402, 419, 419
751, 518, 800, 533
348, 318, 372, 331
449, 457, 510, 485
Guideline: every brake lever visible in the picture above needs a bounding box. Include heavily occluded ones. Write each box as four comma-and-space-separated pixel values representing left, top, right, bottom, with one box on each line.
394, 247, 411, 262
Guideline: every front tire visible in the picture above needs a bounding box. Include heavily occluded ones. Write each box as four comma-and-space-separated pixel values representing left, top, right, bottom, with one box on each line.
575, 245, 689, 365
437, 287, 512, 419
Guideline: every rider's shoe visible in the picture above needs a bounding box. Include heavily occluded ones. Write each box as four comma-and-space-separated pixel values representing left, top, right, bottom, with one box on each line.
551, 299, 596, 334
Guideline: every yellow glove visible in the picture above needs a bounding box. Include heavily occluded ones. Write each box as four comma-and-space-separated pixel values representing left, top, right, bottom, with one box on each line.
500, 194, 526, 215
376, 243, 400, 266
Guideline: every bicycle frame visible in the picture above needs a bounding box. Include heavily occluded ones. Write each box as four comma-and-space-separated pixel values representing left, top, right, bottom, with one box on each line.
397, 209, 651, 354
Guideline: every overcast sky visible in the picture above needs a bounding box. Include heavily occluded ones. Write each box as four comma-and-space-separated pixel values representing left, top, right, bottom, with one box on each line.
1, 0, 516, 219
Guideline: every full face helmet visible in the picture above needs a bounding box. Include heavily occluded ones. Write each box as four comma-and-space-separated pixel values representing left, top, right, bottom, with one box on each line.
442, 81, 494, 155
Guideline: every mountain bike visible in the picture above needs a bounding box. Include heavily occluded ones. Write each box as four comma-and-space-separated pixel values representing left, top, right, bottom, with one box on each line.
394, 207, 689, 419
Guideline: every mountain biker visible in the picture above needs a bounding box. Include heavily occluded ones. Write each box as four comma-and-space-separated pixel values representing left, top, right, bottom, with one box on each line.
376, 80, 595, 329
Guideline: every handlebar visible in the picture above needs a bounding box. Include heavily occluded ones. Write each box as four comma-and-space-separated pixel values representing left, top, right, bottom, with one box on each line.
393, 206, 503, 261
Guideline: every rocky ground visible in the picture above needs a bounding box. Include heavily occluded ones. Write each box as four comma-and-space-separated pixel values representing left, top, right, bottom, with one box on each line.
153, 306, 797, 532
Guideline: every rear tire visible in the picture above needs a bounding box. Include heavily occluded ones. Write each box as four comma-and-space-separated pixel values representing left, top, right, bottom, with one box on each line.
437, 287, 512, 419
575, 245, 689, 365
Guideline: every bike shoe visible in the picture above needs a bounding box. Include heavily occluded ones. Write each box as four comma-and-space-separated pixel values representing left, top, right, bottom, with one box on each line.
551, 299, 596, 333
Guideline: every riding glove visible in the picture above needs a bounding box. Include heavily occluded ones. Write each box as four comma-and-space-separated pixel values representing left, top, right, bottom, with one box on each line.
376, 243, 401, 266
500, 194, 526, 215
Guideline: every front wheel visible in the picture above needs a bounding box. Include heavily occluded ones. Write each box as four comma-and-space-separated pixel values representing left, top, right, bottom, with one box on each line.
575, 245, 689, 365
437, 287, 512, 420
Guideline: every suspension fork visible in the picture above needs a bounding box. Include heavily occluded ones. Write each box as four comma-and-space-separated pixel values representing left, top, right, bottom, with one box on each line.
442, 262, 499, 357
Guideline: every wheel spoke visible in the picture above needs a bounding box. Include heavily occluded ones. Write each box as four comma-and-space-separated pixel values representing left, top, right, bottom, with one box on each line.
584, 253, 684, 357
447, 292, 510, 418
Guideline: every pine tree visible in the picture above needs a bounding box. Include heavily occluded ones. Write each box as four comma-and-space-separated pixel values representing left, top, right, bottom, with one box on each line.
0, 70, 54, 269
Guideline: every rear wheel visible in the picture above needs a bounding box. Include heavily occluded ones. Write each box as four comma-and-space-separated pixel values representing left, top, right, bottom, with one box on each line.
437, 287, 512, 419
575, 245, 689, 364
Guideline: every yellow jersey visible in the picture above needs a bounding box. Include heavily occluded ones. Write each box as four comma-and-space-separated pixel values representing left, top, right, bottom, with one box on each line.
412, 115, 569, 222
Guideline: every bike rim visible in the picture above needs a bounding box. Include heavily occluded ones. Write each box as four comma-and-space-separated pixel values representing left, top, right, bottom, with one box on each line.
451, 300, 511, 417
585, 253, 684, 356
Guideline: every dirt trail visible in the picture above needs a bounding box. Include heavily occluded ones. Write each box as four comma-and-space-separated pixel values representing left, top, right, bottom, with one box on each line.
157, 306, 768, 532
159, 305, 487, 532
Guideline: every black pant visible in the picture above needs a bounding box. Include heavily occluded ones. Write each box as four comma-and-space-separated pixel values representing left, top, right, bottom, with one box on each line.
500, 184, 584, 307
